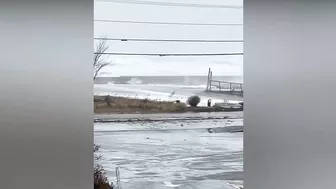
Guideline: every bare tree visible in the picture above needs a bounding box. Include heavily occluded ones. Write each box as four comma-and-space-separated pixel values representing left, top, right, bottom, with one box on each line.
94, 38, 112, 80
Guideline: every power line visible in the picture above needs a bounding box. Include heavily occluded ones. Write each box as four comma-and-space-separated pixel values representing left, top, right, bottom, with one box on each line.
93, 52, 243, 56
94, 19, 243, 26
99, 0, 243, 9
94, 37, 243, 43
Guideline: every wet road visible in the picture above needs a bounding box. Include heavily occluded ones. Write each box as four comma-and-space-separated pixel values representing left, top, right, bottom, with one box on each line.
94, 117, 243, 189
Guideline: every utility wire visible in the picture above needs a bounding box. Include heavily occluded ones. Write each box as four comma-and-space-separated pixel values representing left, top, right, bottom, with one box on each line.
94, 52, 243, 56
99, 0, 243, 9
94, 37, 243, 43
94, 19, 243, 26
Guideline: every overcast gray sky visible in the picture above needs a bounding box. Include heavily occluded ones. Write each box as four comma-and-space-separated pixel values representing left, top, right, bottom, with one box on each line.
94, 0, 243, 76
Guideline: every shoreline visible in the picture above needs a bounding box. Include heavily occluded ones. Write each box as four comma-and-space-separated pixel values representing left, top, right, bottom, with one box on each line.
94, 95, 243, 114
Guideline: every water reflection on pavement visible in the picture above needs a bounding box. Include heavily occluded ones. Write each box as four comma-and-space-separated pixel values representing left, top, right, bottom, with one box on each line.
94, 118, 243, 189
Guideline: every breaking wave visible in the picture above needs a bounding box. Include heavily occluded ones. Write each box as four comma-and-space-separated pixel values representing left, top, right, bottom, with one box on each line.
126, 77, 143, 84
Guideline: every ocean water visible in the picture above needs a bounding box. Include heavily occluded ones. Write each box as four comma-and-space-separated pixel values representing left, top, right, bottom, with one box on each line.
94, 76, 243, 106
94, 76, 243, 85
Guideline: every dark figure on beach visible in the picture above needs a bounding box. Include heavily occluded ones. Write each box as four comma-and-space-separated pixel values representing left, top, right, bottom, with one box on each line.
207, 99, 211, 107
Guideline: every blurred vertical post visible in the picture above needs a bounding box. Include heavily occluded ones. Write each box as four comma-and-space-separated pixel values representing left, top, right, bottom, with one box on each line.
206, 67, 211, 91
115, 167, 122, 189
209, 70, 213, 91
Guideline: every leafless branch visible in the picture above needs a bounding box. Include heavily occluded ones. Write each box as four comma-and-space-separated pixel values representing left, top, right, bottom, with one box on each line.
94, 38, 113, 80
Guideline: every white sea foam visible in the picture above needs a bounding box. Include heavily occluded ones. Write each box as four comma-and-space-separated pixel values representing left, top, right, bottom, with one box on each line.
126, 77, 143, 84
94, 83, 242, 107
163, 181, 180, 187
146, 83, 207, 89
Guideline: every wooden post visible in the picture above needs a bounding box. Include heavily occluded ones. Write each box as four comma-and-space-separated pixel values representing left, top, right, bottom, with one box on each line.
206, 68, 211, 91
209, 71, 213, 91
219, 81, 221, 92
229, 83, 232, 91
115, 167, 122, 189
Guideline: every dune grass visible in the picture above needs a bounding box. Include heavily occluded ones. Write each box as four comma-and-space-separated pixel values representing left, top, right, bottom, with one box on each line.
94, 95, 187, 114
